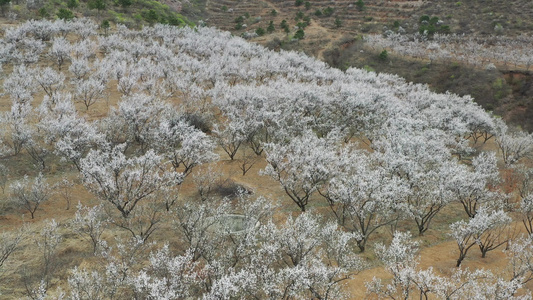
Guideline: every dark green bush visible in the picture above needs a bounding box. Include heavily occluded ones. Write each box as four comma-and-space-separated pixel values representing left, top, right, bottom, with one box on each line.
294, 28, 304, 39
379, 49, 388, 61
267, 20, 275, 33
57, 8, 74, 20
335, 17, 342, 28
142, 9, 158, 24
38, 7, 50, 18
419, 15, 430, 23
255, 27, 265, 36
117, 0, 132, 9
88, 0, 106, 12
67, 0, 78, 9
356, 0, 365, 11
323, 7, 334, 17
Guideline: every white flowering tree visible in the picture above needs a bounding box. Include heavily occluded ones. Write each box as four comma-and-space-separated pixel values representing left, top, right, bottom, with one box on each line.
263, 131, 339, 212
39, 93, 104, 170
0, 228, 24, 270
320, 149, 407, 252
366, 232, 428, 299
153, 115, 218, 176
48, 36, 71, 71
103, 93, 167, 151
79, 144, 182, 218
72, 203, 108, 254
10, 173, 50, 219
496, 125, 533, 165
450, 208, 512, 267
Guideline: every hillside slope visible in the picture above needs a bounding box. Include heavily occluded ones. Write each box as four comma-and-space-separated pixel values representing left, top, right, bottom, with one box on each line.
178, 0, 533, 131
1, 18, 532, 298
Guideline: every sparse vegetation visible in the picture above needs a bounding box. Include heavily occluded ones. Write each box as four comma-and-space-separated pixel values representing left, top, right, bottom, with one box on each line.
335, 17, 342, 28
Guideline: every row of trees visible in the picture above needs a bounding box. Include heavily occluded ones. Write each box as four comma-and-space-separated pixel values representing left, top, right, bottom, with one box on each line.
365, 32, 533, 70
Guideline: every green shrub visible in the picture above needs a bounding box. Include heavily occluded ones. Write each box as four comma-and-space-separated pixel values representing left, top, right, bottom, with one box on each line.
0, 0, 11, 15
255, 27, 265, 36
133, 12, 143, 23
270, 9, 277, 16
117, 0, 132, 9
167, 15, 186, 26
363, 65, 375, 72
101, 19, 110, 34
108, 10, 126, 23
419, 15, 430, 23
267, 20, 275, 33
67, 0, 78, 9
314, 9, 322, 17
304, 1, 310, 10
356, 0, 365, 11
88, 0, 106, 12
379, 49, 388, 61
142, 9, 159, 24
57, 8, 74, 20
419, 24, 436, 35
294, 28, 304, 39
295, 0, 303, 6
335, 17, 342, 28
39, 7, 50, 18
492, 78, 509, 100
323, 7, 334, 17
